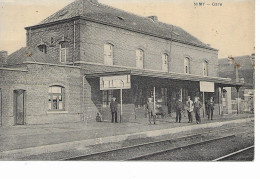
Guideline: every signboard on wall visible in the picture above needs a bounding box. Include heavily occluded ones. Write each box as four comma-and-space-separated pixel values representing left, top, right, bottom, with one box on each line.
100, 75, 131, 90
200, 81, 215, 92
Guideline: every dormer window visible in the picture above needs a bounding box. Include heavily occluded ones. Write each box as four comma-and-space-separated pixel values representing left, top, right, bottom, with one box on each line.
117, 16, 125, 21
60, 42, 68, 63
38, 44, 47, 54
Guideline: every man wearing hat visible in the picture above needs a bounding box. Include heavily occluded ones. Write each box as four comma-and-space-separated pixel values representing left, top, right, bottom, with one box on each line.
186, 96, 194, 123
175, 97, 184, 123
147, 97, 156, 124
194, 96, 202, 124
110, 97, 118, 123
207, 97, 214, 120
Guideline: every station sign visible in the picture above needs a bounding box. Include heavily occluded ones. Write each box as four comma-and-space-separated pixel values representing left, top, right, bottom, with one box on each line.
100, 75, 131, 90
200, 81, 215, 92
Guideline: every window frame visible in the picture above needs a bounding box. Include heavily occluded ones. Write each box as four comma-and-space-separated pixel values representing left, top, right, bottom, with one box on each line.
48, 86, 65, 111
203, 60, 209, 76
161, 53, 169, 72
184, 57, 191, 74
60, 42, 68, 63
136, 49, 144, 69
104, 43, 114, 66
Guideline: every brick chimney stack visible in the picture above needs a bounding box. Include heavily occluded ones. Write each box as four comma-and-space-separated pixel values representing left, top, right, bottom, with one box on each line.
0, 50, 8, 67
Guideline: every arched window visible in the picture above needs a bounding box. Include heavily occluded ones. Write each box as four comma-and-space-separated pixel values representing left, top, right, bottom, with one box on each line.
184, 57, 190, 74
48, 86, 65, 111
136, 49, 144, 69
60, 42, 68, 63
203, 60, 208, 76
162, 53, 169, 72
104, 43, 114, 65
38, 44, 47, 54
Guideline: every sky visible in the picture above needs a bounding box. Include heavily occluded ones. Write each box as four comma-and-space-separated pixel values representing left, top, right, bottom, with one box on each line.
0, 0, 255, 58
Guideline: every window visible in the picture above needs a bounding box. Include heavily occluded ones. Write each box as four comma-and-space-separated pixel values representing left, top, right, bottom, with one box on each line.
38, 45, 47, 54
103, 90, 113, 107
203, 60, 208, 76
162, 53, 169, 72
184, 57, 190, 74
136, 49, 144, 69
48, 86, 65, 111
104, 43, 113, 65
60, 42, 68, 63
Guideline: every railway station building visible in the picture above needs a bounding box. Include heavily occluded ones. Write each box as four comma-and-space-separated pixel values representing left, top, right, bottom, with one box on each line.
0, 0, 244, 126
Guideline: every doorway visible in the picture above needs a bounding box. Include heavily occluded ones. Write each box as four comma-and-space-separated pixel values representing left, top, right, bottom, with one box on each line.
14, 89, 25, 125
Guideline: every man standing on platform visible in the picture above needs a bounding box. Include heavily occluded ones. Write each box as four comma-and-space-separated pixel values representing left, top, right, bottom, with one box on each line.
147, 98, 156, 124
207, 97, 214, 120
186, 96, 194, 123
110, 97, 118, 123
175, 97, 183, 123
194, 97, 202, 124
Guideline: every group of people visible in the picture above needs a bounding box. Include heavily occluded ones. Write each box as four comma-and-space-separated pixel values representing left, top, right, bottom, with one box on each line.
98, 96, 214, 125
147, 96, 214, 125
176, 96, 215, 124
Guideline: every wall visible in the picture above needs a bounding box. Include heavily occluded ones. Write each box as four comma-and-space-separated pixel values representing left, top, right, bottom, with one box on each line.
80, 21, 219, 77
27, 20, 80, 63
0, 63, 82, 126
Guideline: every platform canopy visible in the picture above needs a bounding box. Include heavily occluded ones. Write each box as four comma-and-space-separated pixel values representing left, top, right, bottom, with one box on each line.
83, 63, 248, 88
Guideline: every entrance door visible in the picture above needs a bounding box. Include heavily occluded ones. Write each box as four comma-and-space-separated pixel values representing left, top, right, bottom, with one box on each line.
14, 90, 25, 125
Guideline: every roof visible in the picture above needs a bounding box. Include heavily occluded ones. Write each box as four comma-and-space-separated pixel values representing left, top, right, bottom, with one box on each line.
6, 47, 59, 65
26, 0, 216, 51
76, 61, 244, 87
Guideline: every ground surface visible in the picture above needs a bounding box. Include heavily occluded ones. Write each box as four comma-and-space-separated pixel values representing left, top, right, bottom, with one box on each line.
0, 113, 254, 161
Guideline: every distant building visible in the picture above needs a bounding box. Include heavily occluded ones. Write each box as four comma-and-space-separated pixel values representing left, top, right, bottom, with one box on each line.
0, 0, 243, 127
219, 54, 254, 114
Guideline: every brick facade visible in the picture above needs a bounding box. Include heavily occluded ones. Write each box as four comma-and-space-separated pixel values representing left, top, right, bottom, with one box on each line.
0, 63, 82, 126
80, 21, 219, 76
27, 19, 219, 77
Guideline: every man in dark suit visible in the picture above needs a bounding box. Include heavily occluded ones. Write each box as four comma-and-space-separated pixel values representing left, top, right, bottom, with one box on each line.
110, 97, 118, 123
194, 97, 202, 124
175, 97, 183, 123
207, 97, 214, 120
147, 98, 156, 124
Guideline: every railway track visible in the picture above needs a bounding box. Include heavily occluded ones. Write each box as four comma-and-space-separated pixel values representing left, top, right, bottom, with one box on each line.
212, 145, 254, 161
63, 123, 253, 161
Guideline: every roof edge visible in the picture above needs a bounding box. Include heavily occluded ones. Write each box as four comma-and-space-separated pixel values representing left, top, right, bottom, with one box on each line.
75, 61, 229, 81
22, 61, 81, 69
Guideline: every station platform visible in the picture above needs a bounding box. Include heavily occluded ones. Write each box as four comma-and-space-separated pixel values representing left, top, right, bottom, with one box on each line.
0, 113, 254, 160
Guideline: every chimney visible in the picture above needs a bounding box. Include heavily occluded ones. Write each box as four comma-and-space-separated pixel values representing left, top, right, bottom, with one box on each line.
0, 50, 8, 67
147, 16, 158, 22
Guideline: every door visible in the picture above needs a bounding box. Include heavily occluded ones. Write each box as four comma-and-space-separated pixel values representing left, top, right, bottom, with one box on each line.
14, 90, 25, 125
